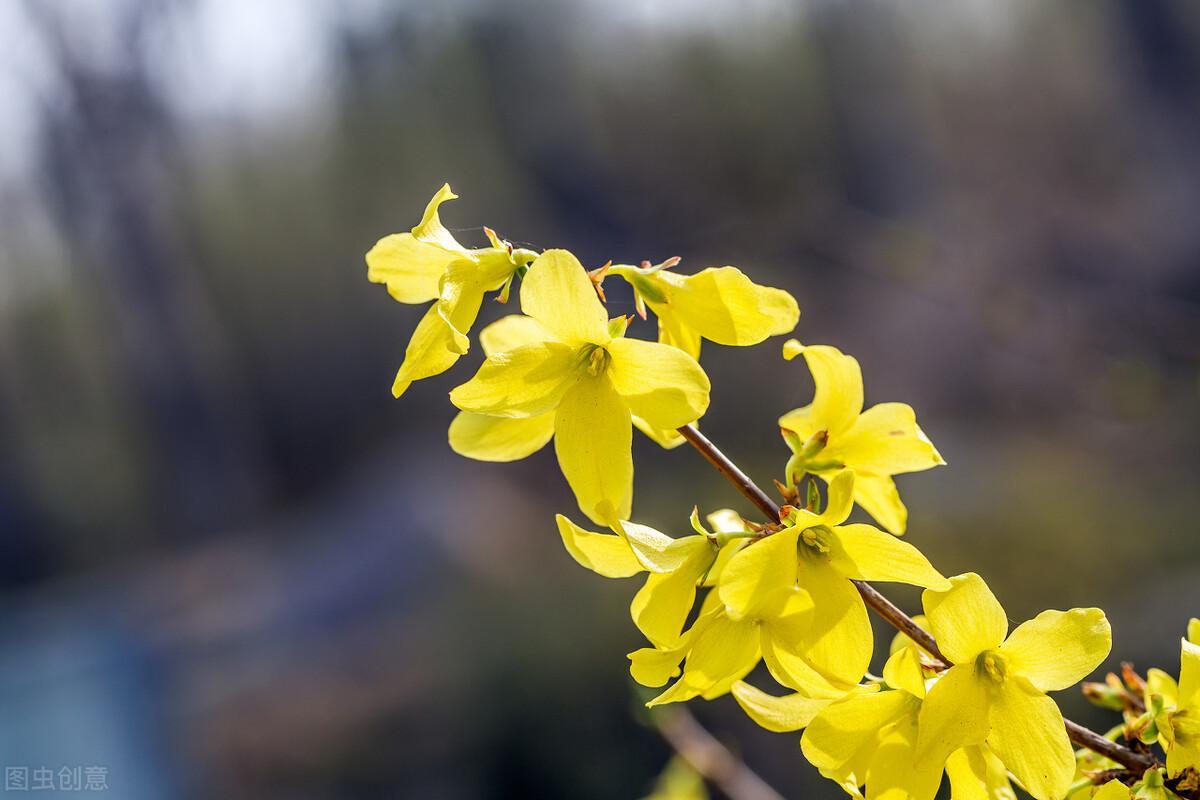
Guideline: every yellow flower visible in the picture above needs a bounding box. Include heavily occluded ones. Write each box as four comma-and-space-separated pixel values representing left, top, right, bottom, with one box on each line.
555, 510, 748, 646
366, 184, 531, 397
628, 588, 833, 707
450, 249, 710, 524
1141, 628, 1200, 778
1090, 780, 1134, 800
916, 573, 1112, 800
609, 262, 800, 359
779, 340, 945, 535
448, 316, 691, 464
799, 647, 937, 799
719, 470, 949, 687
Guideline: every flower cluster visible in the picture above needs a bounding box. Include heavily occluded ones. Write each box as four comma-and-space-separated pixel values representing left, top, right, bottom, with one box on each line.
368, 185, 1195, 800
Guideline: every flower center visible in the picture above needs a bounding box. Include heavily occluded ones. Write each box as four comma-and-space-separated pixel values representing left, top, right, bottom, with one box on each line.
975, 649, 1008, 683
579, 344, 611, 377
799, 525, 833, 559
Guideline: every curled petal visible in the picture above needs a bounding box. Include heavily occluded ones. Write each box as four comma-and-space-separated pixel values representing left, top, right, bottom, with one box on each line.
832, 523, 949, 590
556, 514, 642, 578
731, 681, 839, 733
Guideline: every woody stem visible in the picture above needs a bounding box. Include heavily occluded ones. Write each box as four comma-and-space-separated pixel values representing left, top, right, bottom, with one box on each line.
675, 423, 1159, 776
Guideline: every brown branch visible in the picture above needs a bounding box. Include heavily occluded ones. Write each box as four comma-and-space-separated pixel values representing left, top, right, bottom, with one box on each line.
653, 707, 786, 800
675, 423, 1160, 776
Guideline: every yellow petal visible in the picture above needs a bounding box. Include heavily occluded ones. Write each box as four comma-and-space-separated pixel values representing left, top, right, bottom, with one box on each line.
657, 311, 704, 360
760, 594, 859, 696
520, 250, 609, 344
631, 546, 713, 646
702, 538, 749, 588
392, 298, 480, 398
833, 402, 945, 475
794, 558, 873, 687
1180, 638, 1200, 709
999, 608, 1111, 692
1166, 736, 1200, 778
718, 527, 801, 620
555, 514, 643, 578
366, 185, 465, 303
652, 266, 800, 348
802, 691, 914, 784
448, 411, 555, 461
847, 472, 909, 537
632, 414, 687, 449
436, 255, 516, 354
667, 610, 761, 702
554, 377, 633, 525
831, 522, 950, 590
778, 404, 819, 440
915, 664, 992, 766
366, 233, 456, 303
479, 314, 554, 356
945, 746, 1014, 800
793, 343, 864, 436
985, 677, 1074, 800
607, 338, 711, 429
814, 469, 858, 527
629, 640, 690, 688
449, 342, 577, 417
1189, 618, 1200, 646
1146, 668, 1179, 707
882, 647, 926, 699
412, 183, 467, 251
615, 522, 691, 572
922, 573, 1008, 665
1091, 780, 1133, 800
869, 703, 944, 800
731, 680, 836, 733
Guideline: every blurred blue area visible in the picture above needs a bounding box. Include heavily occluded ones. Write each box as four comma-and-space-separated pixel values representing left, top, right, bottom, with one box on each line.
0, 0, 1199, 797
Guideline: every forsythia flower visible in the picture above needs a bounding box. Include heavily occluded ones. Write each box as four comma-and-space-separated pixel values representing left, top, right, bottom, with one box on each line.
779, 340, 945, 535
608, 261, 800, 359
916, 573, 1112, 800
555, 510, 749, 646
796, 635, 1016, 800
801, 647, 939, 798
448, 316, 694, 464
366, 184, 531, 397
1138, 619, 1200, 778
449, 249, 710, 524
720, 470, 949, 686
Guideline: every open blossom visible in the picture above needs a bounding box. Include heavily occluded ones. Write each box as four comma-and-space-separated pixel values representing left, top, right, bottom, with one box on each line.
366, 184, 529, 397
1138, 620, 1200, 778
449, 249, 710, 524
720, 470, 949, 687
609, 261, 800, 359
916, 573, 1111, 800
779, 340, 944, 535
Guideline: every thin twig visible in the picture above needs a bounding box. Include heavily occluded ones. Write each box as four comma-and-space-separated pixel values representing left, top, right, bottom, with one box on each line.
675, 423, 1160, 776
653, 707, 786, 800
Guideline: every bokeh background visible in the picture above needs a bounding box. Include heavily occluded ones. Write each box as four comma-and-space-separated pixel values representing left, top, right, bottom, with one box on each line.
2, 0, 1199, 797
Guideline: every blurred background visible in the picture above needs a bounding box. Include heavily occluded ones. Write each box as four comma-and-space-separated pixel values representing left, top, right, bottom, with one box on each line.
1, 0, 1199, 796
